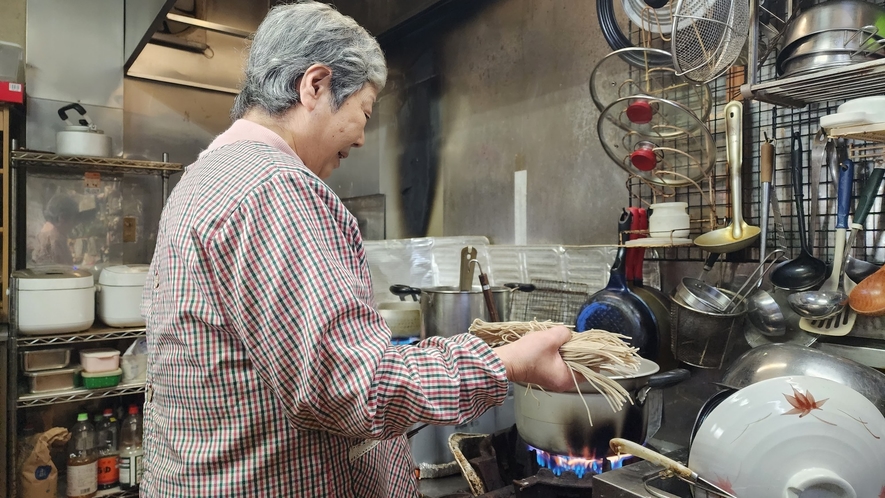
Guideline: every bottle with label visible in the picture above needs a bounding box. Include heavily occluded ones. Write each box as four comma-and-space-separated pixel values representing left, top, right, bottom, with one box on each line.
96, 408, 120, 490
119, 405, 143, 490
67, 413, 97, 498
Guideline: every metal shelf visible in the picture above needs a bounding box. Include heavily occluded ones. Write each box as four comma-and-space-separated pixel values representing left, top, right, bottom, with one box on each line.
17, 382, 146, 408
17, 326, 146, 348
741, 50, 885, 108
11, 150, 183, 172
827, 122, 885, 144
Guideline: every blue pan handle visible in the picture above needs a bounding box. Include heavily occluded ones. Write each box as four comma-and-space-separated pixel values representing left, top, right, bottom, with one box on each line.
837, 159, 854, 230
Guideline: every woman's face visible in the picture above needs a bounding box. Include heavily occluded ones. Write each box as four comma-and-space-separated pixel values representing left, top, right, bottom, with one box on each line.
303, 83, 377, 180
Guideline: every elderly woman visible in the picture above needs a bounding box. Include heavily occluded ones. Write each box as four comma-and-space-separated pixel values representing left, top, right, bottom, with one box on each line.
142, 2, 574, 497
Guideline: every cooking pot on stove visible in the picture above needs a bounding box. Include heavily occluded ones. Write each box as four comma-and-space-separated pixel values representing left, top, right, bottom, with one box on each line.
390, 284, 515, 338
514, 359, 689, 457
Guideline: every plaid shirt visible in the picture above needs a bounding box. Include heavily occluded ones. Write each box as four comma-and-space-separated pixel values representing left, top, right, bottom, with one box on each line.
141, 120, 509, 497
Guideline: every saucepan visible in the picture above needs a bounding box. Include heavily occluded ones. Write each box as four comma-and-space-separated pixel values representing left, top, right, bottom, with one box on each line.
390, 284, 514, 338
514, 358, 689, 457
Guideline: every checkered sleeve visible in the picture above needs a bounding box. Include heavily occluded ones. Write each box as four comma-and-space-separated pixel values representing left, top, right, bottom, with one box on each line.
206, 170, 509, 440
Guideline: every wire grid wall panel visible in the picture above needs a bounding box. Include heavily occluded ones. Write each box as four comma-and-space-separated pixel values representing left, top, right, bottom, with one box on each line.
622, 9, 885, 265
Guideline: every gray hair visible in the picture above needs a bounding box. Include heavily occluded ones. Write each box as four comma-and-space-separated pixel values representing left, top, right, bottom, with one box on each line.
231, 1, 387, 120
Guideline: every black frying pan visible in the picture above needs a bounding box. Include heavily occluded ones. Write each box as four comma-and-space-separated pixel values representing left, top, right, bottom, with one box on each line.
575, 209, 659, 359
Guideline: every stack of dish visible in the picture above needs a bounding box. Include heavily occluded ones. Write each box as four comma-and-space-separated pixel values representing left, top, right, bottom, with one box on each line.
776, 0, 885, 78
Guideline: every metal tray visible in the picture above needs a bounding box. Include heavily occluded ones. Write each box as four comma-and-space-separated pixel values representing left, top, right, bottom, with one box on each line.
20, 348, 72, 372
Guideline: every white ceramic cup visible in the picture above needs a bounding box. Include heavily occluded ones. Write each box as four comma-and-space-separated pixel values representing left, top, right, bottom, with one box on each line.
648, 202, 690, 238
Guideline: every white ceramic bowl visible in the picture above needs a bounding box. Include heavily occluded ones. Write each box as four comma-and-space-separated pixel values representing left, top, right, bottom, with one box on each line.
649, 202, 691, 238
689, 375, 885, 498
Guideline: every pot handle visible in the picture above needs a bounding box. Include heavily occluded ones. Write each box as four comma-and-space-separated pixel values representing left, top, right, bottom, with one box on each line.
647, 368, 690, 389
504, 282, 536, 292
389, 284, 421, 302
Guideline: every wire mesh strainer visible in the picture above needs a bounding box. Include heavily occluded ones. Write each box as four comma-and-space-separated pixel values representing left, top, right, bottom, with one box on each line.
671, 0, 750, 83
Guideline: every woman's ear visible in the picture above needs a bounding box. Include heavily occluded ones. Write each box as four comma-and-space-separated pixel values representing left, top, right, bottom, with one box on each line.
298, 64, 333, 112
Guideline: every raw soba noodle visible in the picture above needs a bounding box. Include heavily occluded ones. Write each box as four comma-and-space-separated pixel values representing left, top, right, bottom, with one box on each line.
468, 319, 642, 425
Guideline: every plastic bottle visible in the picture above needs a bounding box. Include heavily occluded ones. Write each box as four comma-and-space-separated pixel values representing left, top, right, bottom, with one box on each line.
95, 409, 120, 490
119, 405, 143, 490
66, 413, 97, 498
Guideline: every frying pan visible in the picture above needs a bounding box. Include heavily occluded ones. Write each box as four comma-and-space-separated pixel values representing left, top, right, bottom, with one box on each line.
627, 208, 677, 370
576, 209, 659, 359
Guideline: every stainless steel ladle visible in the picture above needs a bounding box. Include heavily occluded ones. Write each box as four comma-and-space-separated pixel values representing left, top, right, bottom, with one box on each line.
787, 158, 855, 320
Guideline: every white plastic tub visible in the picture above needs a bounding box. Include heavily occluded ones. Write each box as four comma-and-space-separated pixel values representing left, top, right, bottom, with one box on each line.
14, 268, 95, 335
80, 348, 121, 373
97, 264, 149, 327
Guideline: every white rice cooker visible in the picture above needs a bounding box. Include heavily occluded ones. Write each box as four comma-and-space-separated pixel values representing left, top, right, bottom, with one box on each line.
15, 268, 95, 335
96, 265, 149, 327
56, 103, 111, 157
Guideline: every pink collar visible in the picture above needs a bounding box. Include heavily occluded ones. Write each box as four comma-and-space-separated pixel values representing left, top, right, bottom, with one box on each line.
201, 119, 301, 160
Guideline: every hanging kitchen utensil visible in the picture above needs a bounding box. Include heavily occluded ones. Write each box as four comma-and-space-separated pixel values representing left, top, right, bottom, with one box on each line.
627, 208, 678, 370
589, 48, 712, 126
760, 134, 775, 261
807, 128, 827, 256
744, 287, 819, 348
469, 260, 500, 322
770, 133, 828, 291
694, 101, 761, 253
459, 246, 478, 292
598, 95, 716, 187
610, 438, 737, 498
793, 159, 854, 331
842, 164, 885, 277
597, 0, 674, 67
575, 210, 659, 359
670, 0, 750, 83
623, 0, 674, 33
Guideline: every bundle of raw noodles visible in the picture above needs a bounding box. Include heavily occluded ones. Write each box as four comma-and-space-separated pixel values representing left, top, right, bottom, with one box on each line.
469, 319, 642, 424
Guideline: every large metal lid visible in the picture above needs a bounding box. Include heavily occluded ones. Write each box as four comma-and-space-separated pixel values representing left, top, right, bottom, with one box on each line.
14, 268, 94, 291
597, 95, 715, 187
590, 48, 712, 126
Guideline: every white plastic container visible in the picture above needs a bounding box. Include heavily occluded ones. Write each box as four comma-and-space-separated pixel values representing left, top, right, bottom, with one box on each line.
97, 264, 149, 327
14, 268, 95, 335
80, 348, 121, 373
648, 202, 691, 238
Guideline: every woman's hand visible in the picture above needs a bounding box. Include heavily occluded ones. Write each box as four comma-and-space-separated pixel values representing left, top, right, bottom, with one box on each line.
493, 325, 575, 392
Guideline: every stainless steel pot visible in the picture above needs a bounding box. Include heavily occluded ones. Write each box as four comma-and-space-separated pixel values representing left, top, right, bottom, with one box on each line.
722, 343, 885, 416
514, 359, 689, 456
390, 285, 511, 338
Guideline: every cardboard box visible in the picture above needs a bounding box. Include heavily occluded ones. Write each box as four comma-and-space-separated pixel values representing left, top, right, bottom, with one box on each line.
0, 80, 23, 104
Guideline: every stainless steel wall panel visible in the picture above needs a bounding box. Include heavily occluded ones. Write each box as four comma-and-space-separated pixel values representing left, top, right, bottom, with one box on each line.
26, 0, 124, 108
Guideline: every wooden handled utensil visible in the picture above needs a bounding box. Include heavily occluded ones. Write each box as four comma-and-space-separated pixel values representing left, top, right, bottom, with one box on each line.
610, 438, 737, 498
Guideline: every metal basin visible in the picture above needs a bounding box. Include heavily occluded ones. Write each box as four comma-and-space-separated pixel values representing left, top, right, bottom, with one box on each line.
781, 0, 885, 51
722, 343, 885, 416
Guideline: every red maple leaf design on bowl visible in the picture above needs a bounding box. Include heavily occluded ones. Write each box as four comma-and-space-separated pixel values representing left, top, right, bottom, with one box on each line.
713, 477, 735, 494
784, 387, 828, 417
879, 484, 885, 498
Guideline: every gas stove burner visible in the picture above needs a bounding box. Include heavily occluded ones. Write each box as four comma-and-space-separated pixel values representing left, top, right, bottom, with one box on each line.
529, 445, 633, 478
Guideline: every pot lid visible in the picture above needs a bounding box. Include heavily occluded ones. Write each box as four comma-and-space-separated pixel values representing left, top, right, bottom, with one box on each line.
598, 95, 715, 187
590, 48, 712, 125
99, 264, 150, 287
14, 268, 94, 291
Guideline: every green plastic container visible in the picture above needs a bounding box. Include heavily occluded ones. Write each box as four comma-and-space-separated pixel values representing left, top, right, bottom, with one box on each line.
81, 368, 122, 389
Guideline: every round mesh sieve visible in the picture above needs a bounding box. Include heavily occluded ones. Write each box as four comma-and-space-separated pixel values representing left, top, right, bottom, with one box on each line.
671, 0, 750, 83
